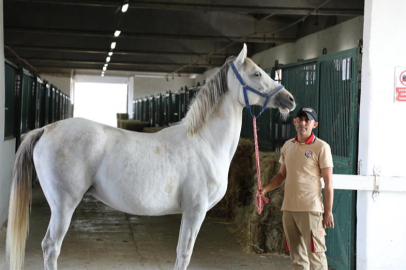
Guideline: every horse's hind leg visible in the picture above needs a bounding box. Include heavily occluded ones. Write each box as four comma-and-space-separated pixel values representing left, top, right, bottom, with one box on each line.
39, 179, 89, 270
41, 207, 76, 270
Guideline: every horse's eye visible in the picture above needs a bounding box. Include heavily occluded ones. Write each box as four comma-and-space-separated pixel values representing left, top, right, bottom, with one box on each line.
254, 72, 261, 77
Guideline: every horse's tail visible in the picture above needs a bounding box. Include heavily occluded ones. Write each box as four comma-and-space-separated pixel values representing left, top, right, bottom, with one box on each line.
6, 128, 44, 270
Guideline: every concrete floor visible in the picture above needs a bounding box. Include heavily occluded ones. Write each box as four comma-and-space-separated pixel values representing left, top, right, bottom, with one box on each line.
1, 187, 292, 270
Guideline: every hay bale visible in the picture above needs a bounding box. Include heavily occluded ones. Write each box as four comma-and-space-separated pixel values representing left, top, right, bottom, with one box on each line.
116, 113, 129, 120
142, 127, 166, 133
254, 152, 285, 253
207, 138, 254, 219
233, 139, 255, 207
206, 139, 286, 254
233, 151, 286, 254
116, 113, 129, 127
119, 120, 150, 132
117, 119, 123, 128
233, 205, 251, 249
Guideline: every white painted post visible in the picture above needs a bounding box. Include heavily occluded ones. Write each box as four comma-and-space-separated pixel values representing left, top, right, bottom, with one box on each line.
0, 0, 5, 227
358, 0, 406, 269
128, 76, 134, 119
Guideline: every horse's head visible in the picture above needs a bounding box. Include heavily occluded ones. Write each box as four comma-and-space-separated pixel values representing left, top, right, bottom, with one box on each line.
229, 44, 296, 117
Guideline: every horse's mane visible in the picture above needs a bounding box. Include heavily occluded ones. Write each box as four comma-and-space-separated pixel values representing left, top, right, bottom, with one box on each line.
185, 57, 233, 136
185, 56, 255, 136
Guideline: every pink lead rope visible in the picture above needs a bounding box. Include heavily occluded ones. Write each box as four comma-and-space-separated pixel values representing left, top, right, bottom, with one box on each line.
253, 116, 269, 214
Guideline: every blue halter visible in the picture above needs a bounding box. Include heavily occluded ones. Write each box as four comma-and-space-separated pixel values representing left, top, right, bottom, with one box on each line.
230, 62, 284, 118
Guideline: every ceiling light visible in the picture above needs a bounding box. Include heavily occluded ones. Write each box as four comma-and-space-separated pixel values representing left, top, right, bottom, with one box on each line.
103, 66, 107, 71
106, 56, 111, 62
108, 52, 113, 56
101, 73, 104, 77
111, 42, 116, 49
114, 30, 121, 37
104, 63, 108, 67
121, 3, 129, 13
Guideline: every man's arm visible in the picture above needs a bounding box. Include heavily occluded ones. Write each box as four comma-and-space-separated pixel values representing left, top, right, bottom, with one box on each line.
321, 167, 334, 228
261, 164, 287, 195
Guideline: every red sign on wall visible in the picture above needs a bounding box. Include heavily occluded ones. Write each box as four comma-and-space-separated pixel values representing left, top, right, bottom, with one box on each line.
395, 67, 406, 103
396, 88, 406, 102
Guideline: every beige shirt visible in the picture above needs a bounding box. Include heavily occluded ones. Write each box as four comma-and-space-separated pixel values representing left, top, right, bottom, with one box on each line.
279, 135, 333, 213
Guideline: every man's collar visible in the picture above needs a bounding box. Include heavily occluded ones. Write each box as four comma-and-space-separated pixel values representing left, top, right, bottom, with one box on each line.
292, 132, 316, 144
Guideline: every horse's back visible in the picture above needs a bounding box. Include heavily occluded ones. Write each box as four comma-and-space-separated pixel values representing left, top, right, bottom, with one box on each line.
36, 117, 109, 159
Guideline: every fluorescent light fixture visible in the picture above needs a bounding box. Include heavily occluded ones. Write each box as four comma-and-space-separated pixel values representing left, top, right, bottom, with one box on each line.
121, 3, 129, 13
101, 74, 104, 77
104, 63, 108, 67
103, 66, 107, 71
111, 42, 116, 49
114, 30, 121, 37
108, 52, 113, 56
106, 56, 111, 62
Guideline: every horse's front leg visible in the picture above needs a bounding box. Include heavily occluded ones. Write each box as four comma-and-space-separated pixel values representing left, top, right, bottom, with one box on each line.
174, 205, 206, 270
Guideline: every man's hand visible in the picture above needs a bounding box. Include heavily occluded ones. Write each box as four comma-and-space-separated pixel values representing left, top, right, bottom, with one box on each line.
260, 164, 287, 197
260, 189, 269, 202
321, 167, 334, 229
323, 211, 334, 229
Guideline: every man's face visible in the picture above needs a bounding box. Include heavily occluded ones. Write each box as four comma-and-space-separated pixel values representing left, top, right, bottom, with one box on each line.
293, 114, 318, 137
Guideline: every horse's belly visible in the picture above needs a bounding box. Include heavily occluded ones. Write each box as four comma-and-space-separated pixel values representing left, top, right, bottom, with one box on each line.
89, 186, 182, 216
91, 170, 182, 216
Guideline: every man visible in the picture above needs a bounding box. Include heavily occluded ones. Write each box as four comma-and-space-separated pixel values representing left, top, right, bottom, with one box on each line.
261, 107, 334, 270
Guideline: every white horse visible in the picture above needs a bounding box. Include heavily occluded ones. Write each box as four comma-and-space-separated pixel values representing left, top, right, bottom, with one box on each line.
6, 44, 296, 270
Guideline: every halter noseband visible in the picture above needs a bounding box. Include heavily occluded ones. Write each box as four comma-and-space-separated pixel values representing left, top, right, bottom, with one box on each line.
230, 62, 284, 118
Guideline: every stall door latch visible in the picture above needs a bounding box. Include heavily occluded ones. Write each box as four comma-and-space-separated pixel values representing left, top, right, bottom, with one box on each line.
372, 165, 381, 201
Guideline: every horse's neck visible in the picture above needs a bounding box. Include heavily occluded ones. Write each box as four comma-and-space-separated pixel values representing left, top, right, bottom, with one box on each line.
199, 92, 244, 163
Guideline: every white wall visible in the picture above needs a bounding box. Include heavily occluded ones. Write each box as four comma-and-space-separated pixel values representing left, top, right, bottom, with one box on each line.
0, 0, 15, 228
75, 75, 129, 85
133, 76, 196, 99
357, 191, 406, 269
359, 1, 406, 177
40, 74, 71, 96
357, 0, 406, 269
0, 141, 15, 227
252, 16, 364, 68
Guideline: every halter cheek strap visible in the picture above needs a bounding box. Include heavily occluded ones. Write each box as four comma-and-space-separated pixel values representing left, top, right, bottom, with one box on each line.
230, 62, 284, 118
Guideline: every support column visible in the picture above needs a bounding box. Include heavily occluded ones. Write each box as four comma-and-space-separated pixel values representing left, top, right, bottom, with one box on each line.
358, 0, 406, 269
128, 76, 134, 119
0, 0, 5, 159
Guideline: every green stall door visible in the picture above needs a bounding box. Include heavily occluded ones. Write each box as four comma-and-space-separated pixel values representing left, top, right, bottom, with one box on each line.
276, 48, 359, 270
4, 62, 17, 138
318, 49, 359, 270
280, 60, 319, 139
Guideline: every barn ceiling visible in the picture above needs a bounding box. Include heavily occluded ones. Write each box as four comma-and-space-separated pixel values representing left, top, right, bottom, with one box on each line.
4, 0, 364, 77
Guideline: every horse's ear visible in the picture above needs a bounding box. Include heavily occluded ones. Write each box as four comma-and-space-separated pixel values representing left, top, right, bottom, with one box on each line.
235, 43, 247, 66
